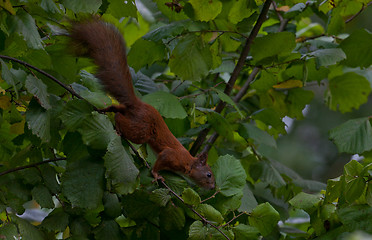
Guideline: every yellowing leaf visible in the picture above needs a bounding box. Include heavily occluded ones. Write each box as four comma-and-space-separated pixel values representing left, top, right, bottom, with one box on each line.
0, 0, 15, 15
0, 95, 11, 109
16, 106, 27, 112
273, 80, 303, 89
277, 6, 290, 12
10, 120, 25, 135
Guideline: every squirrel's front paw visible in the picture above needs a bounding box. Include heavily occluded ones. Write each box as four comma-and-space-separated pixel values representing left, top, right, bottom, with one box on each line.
151, 171, 165, 183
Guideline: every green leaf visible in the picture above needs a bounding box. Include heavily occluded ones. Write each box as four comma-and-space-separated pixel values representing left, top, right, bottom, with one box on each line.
26, 100, 51, 143
324, 178, 342, 203
287, 88, 314, 120
233, 224, 260, 240
15, 217, 45, 240
0, 60, 16, 89
328, 72, 371, 113
366, 182, 372, 207
59, 100, 93, 131
160, 204, 185, 230
344, 176, 365, 203
338, 205, 372, 233
259, 160, 286, 188
61, 0, 102, 13
169, 34, 213, 81
182, 188, 201, 206
289, 192, 322, 213
143, 21, 186, 42
104, 136, 139, 194
103, 193, 121, 218
249, 203, 280, 236
239, 123, 277, 149
155, 0, 188, 21
207, 112, 234, 141
94, 220, 123, 240
329, 118, 372, 154
214, 192, 243, 215
188, 221, 208, 240
284, 3, 306, 18
161, 172, 189, 195
309, 48, 346, 67
128, 38, 166, 71
189, 0, 222, 22
327, 9, 345, 35
40, 0, 61, 14
228, 0, 256, 24
150, 189, 171, 207
121, 190, 159, 219
0, 223, 18, 239
251, 32, 296, 64
31, 185, 54, 209
39, 165, 60, 194
340, 29, 372, 68
344, 159, 364, 176
213, 155, 247, 197
78, 112, 117, 149
252, 108, 286, 134
214, 89, 244, 118
142, 91, 187, 119
62, 160, 105, 209
239, 184, 258, 212
193, 204, 223, 223
8, 12, 43, 49
79, 90, 112, 109
25, 75, 51, 110
251, 70, 277, 93
188, 220, 234, 240
107, 0, 137, 19
40, 209, 69, 232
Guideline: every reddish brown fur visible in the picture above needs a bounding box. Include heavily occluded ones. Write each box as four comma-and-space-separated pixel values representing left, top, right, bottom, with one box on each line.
70, 18, 215, 189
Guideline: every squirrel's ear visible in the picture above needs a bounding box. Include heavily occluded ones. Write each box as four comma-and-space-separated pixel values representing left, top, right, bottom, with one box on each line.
197, 152, 208, 165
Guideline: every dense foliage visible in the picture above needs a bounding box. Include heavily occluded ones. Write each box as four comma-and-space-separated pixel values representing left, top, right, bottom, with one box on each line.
0, 0, 372, 239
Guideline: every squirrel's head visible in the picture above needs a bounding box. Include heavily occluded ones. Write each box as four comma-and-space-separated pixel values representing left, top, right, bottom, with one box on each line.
189, 152, 215, 190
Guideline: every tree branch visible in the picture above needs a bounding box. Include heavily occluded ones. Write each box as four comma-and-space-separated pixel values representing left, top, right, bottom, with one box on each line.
0, 55, 84, 100
190, 0, 272, 156
0, 158, 66, 177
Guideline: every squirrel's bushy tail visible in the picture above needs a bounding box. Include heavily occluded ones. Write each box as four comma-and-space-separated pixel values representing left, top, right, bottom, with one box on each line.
70, 18, 137, 106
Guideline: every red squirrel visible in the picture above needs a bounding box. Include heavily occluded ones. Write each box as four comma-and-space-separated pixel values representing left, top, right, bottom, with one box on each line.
70, 18, 215, 189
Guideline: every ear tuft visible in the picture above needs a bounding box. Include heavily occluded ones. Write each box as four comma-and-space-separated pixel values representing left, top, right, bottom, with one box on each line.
197, 152, 208, 165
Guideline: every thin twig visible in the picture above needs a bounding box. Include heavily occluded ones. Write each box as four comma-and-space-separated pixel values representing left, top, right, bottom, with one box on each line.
219, 212, 248, 228
345, 1, 372, 23
160, 180, 230, 240
0, 158, 66, 177
178, 81, 224, 100
0, 55, 83, 99
272, 1, 290, 32
200, 190, 221, 203
233, 67, 260, 103
190, 0, 273, 156
166, 30, 248, 44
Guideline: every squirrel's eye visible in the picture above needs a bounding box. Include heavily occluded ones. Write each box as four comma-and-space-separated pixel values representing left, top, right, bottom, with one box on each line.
207, 172, 212, 178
